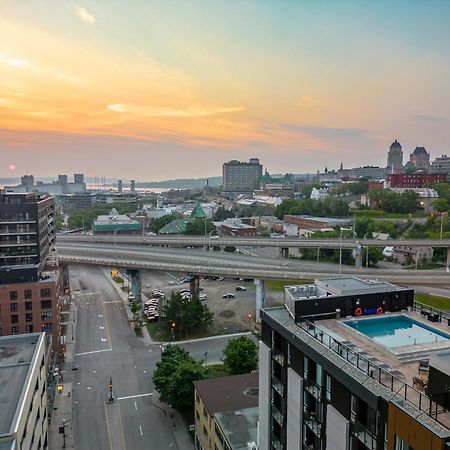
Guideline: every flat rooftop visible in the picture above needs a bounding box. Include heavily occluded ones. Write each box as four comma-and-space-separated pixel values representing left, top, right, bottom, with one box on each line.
193, 372, 258, 414
215, 406, 258, 450
0, 333, 44, 436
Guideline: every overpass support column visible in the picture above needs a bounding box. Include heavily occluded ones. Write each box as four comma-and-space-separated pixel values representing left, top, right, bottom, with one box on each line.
125, 269, 141, 304
354, 245, 363, 269
447, 248, 450, 273
254, 279, 266, 323
189, 275, 200, 298
280, 247, 290, 259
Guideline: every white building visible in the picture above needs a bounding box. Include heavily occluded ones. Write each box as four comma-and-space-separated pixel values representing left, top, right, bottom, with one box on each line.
0, 333, 49, 449
310, 187, 329, 200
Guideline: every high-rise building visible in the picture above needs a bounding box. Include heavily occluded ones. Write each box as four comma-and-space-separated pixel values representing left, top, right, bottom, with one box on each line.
409, 146, 430, 171
431, 155, 450, 180
386, 140, 404, 174
222, 158, 263, 194
258, 277, 450, 450
0, 192, 61, 344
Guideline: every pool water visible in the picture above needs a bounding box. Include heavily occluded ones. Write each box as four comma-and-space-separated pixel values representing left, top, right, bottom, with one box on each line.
345, 315, 450, 348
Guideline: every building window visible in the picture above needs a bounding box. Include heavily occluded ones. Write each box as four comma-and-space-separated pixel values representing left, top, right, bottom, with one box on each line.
10, 302, 18, 312
25, 324, 33, 333
11, 314, 19, 324
395, 436, 414, 450
203, 406, 208, 418
25, 302, 33, 311
25, 313, 33, 322
41, 311, 52, 321
11, 326, 19, 335
42, 323, 52, 332
24, 290, 32, 299
10, 291, 18, 300
41, 300, 52, 310
40, 288, 51, 298
196, 410, 200, 421
203, 426, 208, 438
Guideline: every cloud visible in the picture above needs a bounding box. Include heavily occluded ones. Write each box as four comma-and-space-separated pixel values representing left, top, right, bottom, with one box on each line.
75, 6, 96, 24
0, 54, 30, 68
106, 103, 243, 117
294, 96, 316, 108
282, 123, 369, 140
410, 114, 449, 125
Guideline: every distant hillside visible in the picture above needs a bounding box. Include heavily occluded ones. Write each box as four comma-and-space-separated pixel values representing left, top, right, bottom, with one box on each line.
136, 177, 222, 189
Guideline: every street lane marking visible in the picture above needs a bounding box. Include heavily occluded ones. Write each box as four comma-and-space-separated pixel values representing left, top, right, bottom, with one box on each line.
117, 392, 153, 401
101, 338, 107, 342
78, 291, 101, 296
104, 404, 114, 450
102, 303, 113, 345
103, 301, 122, 304
75, 348, 112, 356
139, 425, 143, 436
117, 402, 127, 450
134, 401, 138, 410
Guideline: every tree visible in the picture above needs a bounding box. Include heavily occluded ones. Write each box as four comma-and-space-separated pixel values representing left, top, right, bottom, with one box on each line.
431, 198, 449, 213
153, 345, 208, 414
224, 246, 236, 253
150, 214, 177, 233
185, 219, 215, 235
214, 206, 235, 221
223, 336, 258, 375
362, 247, 384, 266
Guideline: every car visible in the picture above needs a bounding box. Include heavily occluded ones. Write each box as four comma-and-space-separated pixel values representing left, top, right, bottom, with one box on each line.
222, 293, 235, 299
179, 289, 190, 294
242, 278, 254, 282
211, 235, 219, 239
235, 286, 246, 291
181, 276, 193, 283
199, 293, 207, 300
217, 277, 224, 281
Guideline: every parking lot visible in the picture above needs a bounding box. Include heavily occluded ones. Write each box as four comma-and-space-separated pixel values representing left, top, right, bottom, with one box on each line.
140, 270, 284, 332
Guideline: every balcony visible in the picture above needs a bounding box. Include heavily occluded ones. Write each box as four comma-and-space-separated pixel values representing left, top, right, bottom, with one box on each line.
351, 420, 377, 450
272, 404, 284, 425
0, 241, 37, 247
271, 434, 284, 450
304, 378, 323, 399
273, 351, 285, 367
0, 231, 36, 236
272, 376, 284, 396
304, 412, 323, 438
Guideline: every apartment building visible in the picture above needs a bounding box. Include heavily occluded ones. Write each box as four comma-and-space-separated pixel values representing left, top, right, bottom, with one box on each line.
222, 158, 263, 195
259, 277, 450, 450
194, 373, 259, 450
0, 332, 49, 450
0, 192, 61, 345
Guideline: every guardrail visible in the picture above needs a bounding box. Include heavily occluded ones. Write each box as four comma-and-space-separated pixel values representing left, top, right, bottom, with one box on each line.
297, 319, 448, 426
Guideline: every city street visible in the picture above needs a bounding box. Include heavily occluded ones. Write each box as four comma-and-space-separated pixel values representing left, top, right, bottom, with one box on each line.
68, 265, 250, 450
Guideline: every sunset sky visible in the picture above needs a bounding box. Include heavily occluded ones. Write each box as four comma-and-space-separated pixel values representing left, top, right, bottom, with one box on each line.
1, 1, 450, 180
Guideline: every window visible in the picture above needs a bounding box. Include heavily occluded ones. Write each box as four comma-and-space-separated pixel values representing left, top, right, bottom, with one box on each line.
203, 406, 208, 418
41, 311, 52, 321
11, 314, 19, 324
25, 313, 33, 322
395, 436, 414, 450
25, 324, 33, 333
41, 323, 52, 332
203, 426, 208, 438
24, 290, 32, 299
10, 291, 18, 300
40, 288, 51, 298
10, 302, 18, 312
196, 410, 200, 421
25, 302, 33, 311
11, 326, 19, 335
41, 300, 52, 310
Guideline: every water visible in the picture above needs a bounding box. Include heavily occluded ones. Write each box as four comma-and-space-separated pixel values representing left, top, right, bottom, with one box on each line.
346, 315, 450, 348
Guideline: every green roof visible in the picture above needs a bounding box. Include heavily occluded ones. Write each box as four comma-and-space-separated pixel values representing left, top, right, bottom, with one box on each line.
93, 223, 141, 232
190, 202, 207, 219
159, 219, 191, 234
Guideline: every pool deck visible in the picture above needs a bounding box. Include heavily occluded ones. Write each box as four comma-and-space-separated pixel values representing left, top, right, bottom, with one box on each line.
318, 311, 450, 428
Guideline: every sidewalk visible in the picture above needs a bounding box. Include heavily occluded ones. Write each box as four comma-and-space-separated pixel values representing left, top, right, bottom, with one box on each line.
49, 299, 77, 449
152, 391, 195, 450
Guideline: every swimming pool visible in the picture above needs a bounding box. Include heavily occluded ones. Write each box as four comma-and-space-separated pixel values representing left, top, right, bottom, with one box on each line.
345, 315, 450, 348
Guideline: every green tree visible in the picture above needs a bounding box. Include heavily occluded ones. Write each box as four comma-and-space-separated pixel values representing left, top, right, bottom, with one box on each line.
362, 247, 384, 266
214, 206, 235, 221
260, 230, 271, 237
431, 198, 449, 213
150, 214, 177, 233
223, 336, 258, 375
55, 215, 64, 231
224, 246, 236, 253
153, 345, 208, 414
185, 219, 214, 235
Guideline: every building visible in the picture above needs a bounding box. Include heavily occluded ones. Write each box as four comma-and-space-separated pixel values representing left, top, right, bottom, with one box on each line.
0, 333, 50, 449
386, 140, 404, 173
259, 277, 450, 450
0, 192, 61, 344
5, 174, 86, 195
310, 188, 329, 200
95, 192, 138, 204
350, 166, 386, 180
92, 208, 141, 234
193, 372, 259, 450
220, 218, 258, 237
387, 173, 446, 188
409, 146, 430, 171
431, 155, 450, 179
222, 158, 263, 195
392, 245, 434, 265
283, 215, 353, 231
58, 193, 97, 214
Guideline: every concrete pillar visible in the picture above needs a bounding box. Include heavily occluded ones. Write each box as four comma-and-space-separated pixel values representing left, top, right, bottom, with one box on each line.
447, 248, 450, 272
189, 275, 200, 298
254, 279, 266, 323
354, 248, 363, 269
280, 247, 290, 259
125, 269, 141, 304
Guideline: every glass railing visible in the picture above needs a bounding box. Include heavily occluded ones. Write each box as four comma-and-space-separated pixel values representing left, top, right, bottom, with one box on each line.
272, 375, 284, 396
351, 419, 377, 450
304, 412, 322, 437
273, 351, 285, 366
271, 434, 283, 450
272, 404, 284, 425
304, 378, 323, 399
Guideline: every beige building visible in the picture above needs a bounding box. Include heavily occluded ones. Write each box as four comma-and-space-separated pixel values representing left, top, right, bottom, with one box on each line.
193, 373, 259, 450
0, 332, 49, 450
393, 245, 434, 264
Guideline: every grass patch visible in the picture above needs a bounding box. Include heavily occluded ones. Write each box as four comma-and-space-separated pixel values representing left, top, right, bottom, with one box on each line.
146, 320, 228, 342
207, 364, 230, 378
351, 210, 426, 219
265, 279, 313, 292
113, 276, 124, 284
121, 286, 129, 292
415, 293, 450, 310
405, 263, 446, 270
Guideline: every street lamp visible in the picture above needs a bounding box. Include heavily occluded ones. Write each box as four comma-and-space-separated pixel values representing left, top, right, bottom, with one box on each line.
248, 313, 252, 330
339, 227, 353, 275
440, 212, 445, 241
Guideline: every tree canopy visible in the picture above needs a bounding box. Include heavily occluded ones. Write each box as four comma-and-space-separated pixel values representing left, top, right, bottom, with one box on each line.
223, 336, 258, 375
274, 197, 350, 219
367, 189, 418, 214
150, 214, 178, 233
184, 218, 215, 235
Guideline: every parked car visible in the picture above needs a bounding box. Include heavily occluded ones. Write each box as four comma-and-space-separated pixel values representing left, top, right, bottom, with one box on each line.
199, 293, 207, 300
222, 293, 235, 299
179, 289, 190, 294
235, 286, 246, 291
217, 277, 224, 281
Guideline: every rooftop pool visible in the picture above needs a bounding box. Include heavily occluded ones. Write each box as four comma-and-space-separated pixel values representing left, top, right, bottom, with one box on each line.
345, 315, 450, 348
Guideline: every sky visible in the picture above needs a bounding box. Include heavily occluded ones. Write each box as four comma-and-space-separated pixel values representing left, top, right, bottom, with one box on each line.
1, 0, 450, 181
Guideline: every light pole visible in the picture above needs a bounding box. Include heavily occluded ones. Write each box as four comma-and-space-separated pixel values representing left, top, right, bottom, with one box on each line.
339, 229, 343, 275
317, 247, 321, 265
440, 212, 445, 241
248, 313, 252, 330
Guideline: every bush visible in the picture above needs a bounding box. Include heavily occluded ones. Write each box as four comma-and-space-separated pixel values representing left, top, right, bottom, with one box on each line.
223, 336, 258, 375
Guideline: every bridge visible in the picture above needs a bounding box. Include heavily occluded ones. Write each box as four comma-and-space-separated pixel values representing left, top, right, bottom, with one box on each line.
57, 240, 450, 320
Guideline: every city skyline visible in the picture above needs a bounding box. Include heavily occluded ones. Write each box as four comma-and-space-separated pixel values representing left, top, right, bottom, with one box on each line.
1, 1, 450, 179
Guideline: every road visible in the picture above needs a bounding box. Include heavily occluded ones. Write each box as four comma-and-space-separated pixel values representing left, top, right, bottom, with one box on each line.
57, 242, 450, 284
70, 265, 244, 450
